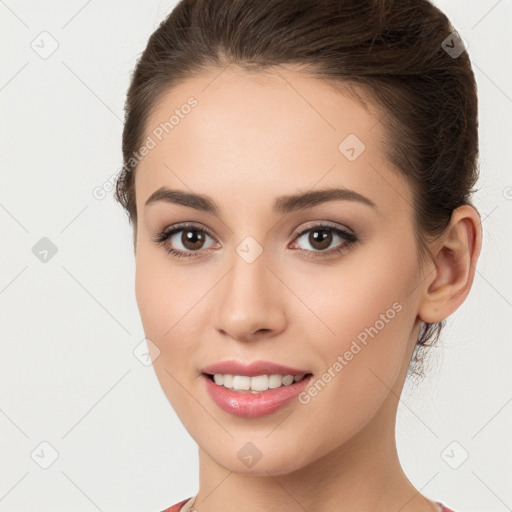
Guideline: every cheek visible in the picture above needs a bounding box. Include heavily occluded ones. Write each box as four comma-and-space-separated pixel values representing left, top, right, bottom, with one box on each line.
135, 245, 188, 329
291, 244, 417, 433
134, 247, 206, 366
134, 247, 188, 365
134, 250, 202, 418
295, 244, 413, 346
135, 251, 167, 335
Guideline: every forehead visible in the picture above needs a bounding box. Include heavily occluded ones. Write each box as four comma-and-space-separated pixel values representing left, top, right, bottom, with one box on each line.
142, 65, 379, 158
135, 66, 412, 219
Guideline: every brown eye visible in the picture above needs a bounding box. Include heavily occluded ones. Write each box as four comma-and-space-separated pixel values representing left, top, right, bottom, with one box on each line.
290, 223, 358, 258
306, 228, 333, 251
153, 223, 218, 259
166, 227, 216, 253
180, 229, 208, 251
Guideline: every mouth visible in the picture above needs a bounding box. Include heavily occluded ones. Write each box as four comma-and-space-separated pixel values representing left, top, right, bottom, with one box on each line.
202, 372, 314, 394
201, 371, 315, 417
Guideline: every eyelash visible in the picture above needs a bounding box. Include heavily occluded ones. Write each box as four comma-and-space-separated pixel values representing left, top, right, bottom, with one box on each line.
152, 222, 358, 260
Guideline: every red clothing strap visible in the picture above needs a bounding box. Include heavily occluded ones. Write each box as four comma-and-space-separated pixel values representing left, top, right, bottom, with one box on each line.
436, 503, 456, 512
161, 498, 456, 512
159, 497, 192, 512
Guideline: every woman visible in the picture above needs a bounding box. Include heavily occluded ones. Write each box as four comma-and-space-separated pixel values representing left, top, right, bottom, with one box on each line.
114, 0, 481, 510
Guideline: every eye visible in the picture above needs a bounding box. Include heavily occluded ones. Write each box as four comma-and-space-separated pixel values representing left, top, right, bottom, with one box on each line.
153, 221, 358, 260
152, 223, 218, 260
289, 223, 358, 258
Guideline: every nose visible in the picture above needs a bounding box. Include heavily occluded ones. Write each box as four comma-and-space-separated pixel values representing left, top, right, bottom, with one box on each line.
212, 248, 287, 343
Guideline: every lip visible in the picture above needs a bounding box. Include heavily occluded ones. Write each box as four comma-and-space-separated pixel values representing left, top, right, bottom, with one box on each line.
201, 359, 311, 377
202, 373, 314, 418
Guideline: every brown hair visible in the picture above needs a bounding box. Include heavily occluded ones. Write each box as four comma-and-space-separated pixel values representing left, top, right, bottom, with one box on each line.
114, 0, 480, 380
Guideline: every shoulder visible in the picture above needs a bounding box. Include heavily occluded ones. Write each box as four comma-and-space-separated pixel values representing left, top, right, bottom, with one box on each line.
159, 497, 193, 512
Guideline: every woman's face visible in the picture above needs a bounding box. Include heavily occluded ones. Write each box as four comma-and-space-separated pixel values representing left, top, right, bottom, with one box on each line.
134, 66, 426, 475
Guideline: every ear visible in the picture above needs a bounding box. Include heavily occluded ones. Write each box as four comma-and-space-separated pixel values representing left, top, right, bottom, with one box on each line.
417, 204, 482, 324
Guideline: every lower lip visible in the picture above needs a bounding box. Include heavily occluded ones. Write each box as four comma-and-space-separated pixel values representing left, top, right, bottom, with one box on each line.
202, 373, 313, 418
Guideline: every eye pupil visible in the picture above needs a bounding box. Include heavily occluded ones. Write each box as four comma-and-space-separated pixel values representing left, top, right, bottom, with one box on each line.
183, 229, 205, 250
309, 229, 332, 250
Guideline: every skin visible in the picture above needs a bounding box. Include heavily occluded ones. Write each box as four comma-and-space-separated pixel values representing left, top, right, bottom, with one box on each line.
133, 65, 481, 512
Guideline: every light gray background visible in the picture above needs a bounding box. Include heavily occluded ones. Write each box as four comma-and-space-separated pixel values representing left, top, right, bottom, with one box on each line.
1, 1, 511, 511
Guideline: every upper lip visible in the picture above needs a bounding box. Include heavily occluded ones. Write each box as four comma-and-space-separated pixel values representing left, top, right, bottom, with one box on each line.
202, 359, 312, 377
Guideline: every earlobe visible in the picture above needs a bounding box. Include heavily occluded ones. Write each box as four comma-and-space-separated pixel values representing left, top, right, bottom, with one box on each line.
418, 205, 482, 324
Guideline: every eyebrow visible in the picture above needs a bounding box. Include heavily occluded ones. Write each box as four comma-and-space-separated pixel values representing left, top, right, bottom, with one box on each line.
144, 186, 377, 215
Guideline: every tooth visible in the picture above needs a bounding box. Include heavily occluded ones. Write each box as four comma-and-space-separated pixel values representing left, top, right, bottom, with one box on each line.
212, 373, 307, 392
223, 374, 233, 388
268, 374, 282, 389
232, 375, 251, 390
250, 375, 269, 391
282, 375, 294, 385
